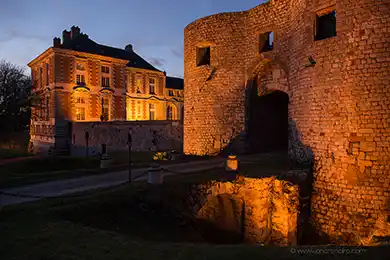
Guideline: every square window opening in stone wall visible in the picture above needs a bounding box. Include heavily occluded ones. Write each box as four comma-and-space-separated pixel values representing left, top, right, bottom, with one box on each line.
259, 32, 274, 53
315, 8, 336, 41
196, 46, 210, 67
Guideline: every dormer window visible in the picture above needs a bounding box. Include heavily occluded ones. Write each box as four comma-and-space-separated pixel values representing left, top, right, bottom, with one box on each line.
259, 31, 274, 53
315, 8, 336, 41
196, 46, 210, 67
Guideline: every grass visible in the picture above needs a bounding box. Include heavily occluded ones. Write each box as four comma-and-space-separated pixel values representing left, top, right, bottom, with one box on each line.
0, 151, 218, 189
0, 156, 100, 188
0, 152, 154, 188
1, 170, 388, 260
0, 147, 31, 160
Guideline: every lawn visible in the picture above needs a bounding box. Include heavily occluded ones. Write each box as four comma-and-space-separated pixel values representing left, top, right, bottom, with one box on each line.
0, 147, 31, 160
0, 152, 154, 188
0, 151, 219, 188
1, 169, 389, 260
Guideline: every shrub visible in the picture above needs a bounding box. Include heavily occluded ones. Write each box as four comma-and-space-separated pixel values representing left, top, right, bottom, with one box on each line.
153, 151, 169, 161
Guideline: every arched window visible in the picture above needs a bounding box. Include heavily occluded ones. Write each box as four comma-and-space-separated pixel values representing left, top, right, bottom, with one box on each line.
73, 91, 88, 121
101, 97, 110, 121
149, 103, 156, 120
167, 105, 173, 120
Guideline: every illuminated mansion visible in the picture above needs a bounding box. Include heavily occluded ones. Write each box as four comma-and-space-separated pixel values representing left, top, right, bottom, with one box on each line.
28, 26, 183, 153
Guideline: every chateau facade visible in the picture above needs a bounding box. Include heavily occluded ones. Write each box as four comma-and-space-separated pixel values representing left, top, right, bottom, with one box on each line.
28, 26, 183, 153
184, 0, 389, 242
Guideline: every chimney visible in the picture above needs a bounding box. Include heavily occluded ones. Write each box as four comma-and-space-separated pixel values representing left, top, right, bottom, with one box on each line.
163, 71, 167, 76
125, 44, 133, 52
53, 37, 61, 48
71, 26, 80, 39
62, 30, 71, 45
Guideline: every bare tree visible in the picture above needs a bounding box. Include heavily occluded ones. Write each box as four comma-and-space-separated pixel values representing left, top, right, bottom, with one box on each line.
0, 59, 40, 143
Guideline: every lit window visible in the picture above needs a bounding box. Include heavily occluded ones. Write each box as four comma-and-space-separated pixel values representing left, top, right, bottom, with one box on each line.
101, 66, 110, 73
102, 98, 109, 106
259, 31, 274, 53
101, 76, 110, 87
315, 8, 336, 41
76, 97, 85, 104
149, 103, 155, 120
167, 105, 173, 120
168, 90, 174, 96
76, 74, 85, 85
136, 101, 141, 119
136, 78, 142, 93
149, 78, 155, 94
101, 97, 110, 121
76, 63, 85, 70
76, 107, 86, 121
196, 46, 210, 67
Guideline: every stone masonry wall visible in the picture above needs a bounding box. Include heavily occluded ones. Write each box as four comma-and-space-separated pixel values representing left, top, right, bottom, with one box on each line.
184, 0, 390, 243
71, 120, 183, 156
190, 176, 299, 245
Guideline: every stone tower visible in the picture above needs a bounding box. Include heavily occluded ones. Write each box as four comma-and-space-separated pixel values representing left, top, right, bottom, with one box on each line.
184, 0, 390, 242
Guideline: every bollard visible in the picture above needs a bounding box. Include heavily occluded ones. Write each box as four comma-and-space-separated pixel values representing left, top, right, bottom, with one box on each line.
100, 144, 112, 168
226, 155, 239, 172
100, 155, 112, 168
225, 155, 239, 181
148, 163, 163, 185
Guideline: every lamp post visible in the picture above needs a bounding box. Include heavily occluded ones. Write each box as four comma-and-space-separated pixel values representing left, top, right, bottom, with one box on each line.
85, 130, 89, 168
128, 131, 132, 184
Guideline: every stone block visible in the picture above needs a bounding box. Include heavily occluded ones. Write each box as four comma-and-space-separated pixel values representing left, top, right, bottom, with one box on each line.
360, 142, 376, 152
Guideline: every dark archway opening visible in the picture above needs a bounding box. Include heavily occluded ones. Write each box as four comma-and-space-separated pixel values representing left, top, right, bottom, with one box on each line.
246, 83, 289, 154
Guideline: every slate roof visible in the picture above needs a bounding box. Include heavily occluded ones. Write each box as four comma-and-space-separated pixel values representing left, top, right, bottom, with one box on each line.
166, 76, 184, 90
61, 33, 160, 72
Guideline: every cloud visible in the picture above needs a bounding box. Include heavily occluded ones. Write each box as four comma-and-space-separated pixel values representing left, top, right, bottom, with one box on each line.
0, 29, 47, 44
147, 57, 166, 67
171, 47, 183, 58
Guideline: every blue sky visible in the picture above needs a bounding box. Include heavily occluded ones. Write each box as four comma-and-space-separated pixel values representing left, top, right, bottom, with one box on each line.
0, 0, 266, 78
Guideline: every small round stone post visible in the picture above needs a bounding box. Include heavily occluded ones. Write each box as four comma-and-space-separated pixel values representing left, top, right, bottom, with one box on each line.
148, 163, 163, 185
226, 155, 239, 180
100, 144, 111, 168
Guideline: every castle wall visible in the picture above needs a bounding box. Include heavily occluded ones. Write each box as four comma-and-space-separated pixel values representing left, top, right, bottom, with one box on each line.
71, 120, 183, 156
184, 0, 390, 242
184, 11, 248, 155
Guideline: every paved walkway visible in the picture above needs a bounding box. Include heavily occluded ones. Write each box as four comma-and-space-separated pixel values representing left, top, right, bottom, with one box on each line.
0, 152, 287, 207
0, 157, 227, 207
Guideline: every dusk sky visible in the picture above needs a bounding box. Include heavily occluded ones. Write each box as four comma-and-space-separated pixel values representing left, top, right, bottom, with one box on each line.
0, 0, 266, 78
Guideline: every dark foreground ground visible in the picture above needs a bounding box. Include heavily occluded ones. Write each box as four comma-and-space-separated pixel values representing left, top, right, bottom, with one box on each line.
1, 164, 389, 260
